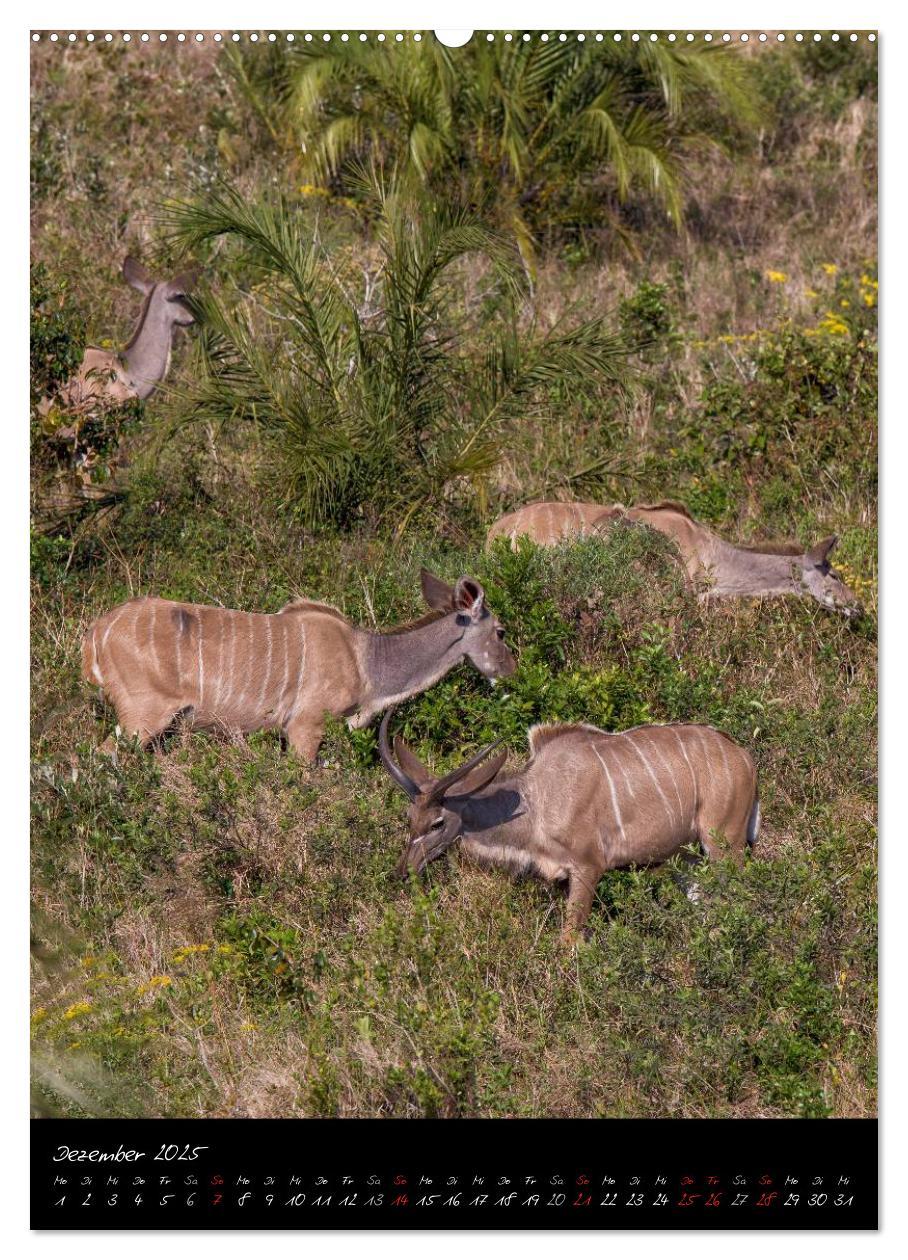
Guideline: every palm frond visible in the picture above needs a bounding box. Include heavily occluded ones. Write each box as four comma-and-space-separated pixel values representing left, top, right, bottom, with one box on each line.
237, 31, 765, 245
162, 178, 632, 530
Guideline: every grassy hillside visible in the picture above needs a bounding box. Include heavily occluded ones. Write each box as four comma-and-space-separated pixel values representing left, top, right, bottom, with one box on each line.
30, 34, 876, 1120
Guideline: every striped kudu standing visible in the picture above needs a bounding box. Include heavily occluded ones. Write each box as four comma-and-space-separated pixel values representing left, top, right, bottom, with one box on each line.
487, 500, 861, 616
381, 711, 759, 940
44, 257, 198, 410
82, 571, 516, 759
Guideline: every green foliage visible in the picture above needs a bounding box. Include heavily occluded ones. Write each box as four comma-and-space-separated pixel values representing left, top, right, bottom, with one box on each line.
160, 176, 633, 527
619, 279, 680, 364
666, 318, 878, 526
226, 34, 764, 256
30, 261, 147, 537
30, 262, 86, 405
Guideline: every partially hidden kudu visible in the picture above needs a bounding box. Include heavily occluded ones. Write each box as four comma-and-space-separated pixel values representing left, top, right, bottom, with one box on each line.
82, 571, 516, 759
380, 710, 760, 940
487, 500, 861, 616
45, 257, 198, 410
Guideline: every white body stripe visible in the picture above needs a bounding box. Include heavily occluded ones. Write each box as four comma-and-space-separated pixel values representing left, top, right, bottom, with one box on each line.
591, 742, 626, 857
620, 733, 676, 825
197, 622, 205, 710
641, 731, 684, 825
174, 616, 183, 690
256, 618, 275, 718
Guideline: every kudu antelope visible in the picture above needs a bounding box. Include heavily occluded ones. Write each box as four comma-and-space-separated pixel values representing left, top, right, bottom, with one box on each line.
45, 257, 198, 410
487, 500, 861, 616
381, 711, 759, 940
82, 571, 516, 759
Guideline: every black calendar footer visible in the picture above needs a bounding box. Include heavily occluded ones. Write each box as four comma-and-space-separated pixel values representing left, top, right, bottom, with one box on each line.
31, 1117, 877, 1230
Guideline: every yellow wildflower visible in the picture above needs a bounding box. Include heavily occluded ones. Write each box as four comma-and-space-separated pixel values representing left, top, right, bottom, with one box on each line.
805, 288, 819, 298
63, 1001, 92, 1021
840, 299, 850, 308
240, 1021, 257, 1031
149, 975, 172, 988
863, 292, 876, 307
173, 943, 211, 962
822, 263, 838, 276
765, 270, 788, 284
31, 1007, 48, 1024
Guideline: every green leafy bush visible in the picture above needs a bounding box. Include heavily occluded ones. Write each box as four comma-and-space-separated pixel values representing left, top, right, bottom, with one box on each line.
30, 262, 85, 406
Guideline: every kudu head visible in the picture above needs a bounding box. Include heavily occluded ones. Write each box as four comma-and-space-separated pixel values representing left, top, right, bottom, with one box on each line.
419, 569, 517, 681
123, 255, 199, 329
795, 536, 862, 617
379, 709, 508, 876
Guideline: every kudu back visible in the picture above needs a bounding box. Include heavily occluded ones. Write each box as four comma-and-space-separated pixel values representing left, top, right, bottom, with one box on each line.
45, 256, 198, 410
381, 711, 759, 940
487, 499, 861, 616
82, 571, 515, 760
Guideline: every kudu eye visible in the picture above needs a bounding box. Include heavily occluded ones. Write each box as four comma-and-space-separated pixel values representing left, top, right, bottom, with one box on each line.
496, 627, 505, 640
430, 818, 445, 831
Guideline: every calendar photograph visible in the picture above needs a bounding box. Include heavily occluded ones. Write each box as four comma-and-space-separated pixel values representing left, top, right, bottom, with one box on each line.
30, 27, 877, 1229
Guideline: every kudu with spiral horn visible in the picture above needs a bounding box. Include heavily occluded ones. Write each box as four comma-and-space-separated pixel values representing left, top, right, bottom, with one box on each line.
380, 709, 760, 940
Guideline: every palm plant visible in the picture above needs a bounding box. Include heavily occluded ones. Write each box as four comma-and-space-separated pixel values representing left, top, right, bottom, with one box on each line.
226, 33, 763, 257
160, 176, 634, 529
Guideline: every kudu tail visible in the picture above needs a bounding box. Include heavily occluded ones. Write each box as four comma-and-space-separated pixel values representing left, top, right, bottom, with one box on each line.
81, 625, 103, 688
746, 792, 761, 851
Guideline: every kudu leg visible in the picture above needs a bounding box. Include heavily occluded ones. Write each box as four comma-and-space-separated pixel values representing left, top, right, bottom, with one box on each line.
105, 699, 181, 751
561, 868, 598, 943
700, 823, 746, 870
284, 712, 326, 762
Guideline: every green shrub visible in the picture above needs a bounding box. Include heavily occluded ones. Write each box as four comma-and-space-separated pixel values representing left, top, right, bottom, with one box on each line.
30, 262, 85, 406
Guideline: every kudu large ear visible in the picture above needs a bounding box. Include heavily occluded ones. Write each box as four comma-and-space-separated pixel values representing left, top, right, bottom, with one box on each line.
123, 256, 155, 296
420, 568, 455, 612
449, 747, 508, 798
427, 737, 507, 805
807, 535, 838, 569
393, 736, 434, 793
453, 576, 485, 621
167, 266, 200, 297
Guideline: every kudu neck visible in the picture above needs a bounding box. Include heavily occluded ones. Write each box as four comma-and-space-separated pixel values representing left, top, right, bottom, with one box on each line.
122, 289, 177, 399
363, 613, 468, 708
709, 537, 806, 597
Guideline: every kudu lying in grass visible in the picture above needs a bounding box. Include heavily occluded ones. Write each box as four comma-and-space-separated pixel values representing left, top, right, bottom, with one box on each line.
82, 571, 516, 759
45, 257, 198, 410
381, 711, 760, 940
487, 499, 861, 616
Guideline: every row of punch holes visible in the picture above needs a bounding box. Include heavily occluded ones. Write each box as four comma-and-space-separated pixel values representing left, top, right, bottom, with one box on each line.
32, 31, 877, 46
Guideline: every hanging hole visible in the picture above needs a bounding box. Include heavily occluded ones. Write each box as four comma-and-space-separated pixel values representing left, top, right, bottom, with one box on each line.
434, 30, 474, 47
